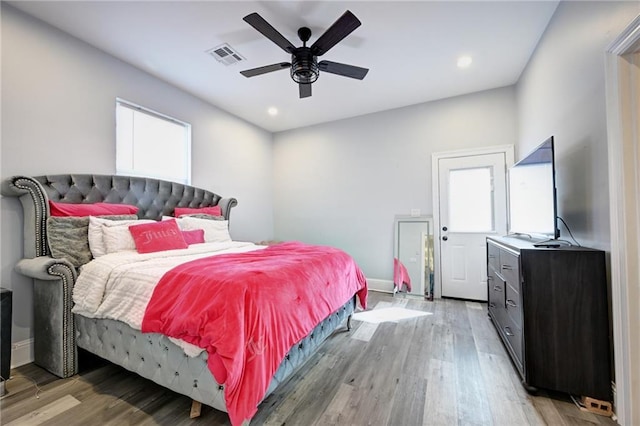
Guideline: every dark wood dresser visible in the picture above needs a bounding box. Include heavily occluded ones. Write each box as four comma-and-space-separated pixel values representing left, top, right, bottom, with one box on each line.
486, 236, 611, 401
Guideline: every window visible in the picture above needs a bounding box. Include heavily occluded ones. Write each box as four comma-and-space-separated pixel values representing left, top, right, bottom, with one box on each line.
116, 99, 191, 184
448, 166, 494, 232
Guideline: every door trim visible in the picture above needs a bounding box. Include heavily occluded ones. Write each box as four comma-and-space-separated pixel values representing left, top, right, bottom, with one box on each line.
605, 14, 640, 426
431, 145, 514, 299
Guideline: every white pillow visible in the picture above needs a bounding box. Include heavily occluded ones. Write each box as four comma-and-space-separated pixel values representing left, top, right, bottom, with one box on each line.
177, 216, 231, 243
102, 224, 137, 254
88, 216, 153, 257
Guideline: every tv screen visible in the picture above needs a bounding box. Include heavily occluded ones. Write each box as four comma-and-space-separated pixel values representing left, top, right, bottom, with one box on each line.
508, 136, 559, 239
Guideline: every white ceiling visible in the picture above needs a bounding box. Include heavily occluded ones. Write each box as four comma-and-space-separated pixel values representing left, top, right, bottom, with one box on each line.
9, 1, 559, 133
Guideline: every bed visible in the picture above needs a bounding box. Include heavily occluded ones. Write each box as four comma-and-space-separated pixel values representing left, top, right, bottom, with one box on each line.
1, 174, 368, 425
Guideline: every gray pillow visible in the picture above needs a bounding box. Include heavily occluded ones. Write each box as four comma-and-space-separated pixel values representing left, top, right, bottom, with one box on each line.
182, 213, 225, 220
46, 215, 138, 268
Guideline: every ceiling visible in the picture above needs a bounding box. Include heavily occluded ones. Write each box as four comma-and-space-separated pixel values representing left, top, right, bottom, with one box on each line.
9, 1, 559, 133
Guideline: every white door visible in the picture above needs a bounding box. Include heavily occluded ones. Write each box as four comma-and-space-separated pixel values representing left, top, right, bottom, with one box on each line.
438, 153, 507, 300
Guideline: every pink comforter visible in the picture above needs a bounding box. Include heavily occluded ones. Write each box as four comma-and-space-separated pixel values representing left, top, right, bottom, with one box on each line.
141, 241, 368, 425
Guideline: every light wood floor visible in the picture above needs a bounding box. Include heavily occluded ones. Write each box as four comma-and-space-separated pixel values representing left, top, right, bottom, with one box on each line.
0, 292, 616, 425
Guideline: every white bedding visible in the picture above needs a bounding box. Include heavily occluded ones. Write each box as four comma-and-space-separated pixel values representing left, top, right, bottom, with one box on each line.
72, 241, 265, 355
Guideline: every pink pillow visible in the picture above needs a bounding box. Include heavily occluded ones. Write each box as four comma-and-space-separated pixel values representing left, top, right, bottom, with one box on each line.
49, 200, 138, 217
128, 219, 188, 254
181, 229, 205, 245
174, 206, 222, 217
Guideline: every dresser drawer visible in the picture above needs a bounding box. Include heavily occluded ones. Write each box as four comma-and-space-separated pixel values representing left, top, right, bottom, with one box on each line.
488, 242, 500, 271
500, 250, 520, 291
505, 283, 522, 329
488, 269, 505, 310
501, 313, 524, 372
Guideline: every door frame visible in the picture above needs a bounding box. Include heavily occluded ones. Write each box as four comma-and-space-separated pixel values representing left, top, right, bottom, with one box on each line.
604, 15, 640, 426
431, 145, 514, 299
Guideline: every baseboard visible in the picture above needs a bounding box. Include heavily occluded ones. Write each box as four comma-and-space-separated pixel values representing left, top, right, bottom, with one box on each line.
11, 338, 34, 368
366, 278, 394, 293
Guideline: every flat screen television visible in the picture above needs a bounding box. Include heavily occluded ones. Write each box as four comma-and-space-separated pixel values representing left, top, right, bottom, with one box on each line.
507, 136, 560, 240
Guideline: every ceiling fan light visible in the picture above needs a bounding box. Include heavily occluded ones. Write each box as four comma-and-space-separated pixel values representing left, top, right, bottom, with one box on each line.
291, 51, 319, 84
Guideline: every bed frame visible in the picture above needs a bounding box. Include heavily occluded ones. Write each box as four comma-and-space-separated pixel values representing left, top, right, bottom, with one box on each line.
1, 174, 355, 416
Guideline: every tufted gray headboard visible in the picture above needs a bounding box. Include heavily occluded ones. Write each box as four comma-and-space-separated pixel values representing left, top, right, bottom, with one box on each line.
1, 174, 238, 259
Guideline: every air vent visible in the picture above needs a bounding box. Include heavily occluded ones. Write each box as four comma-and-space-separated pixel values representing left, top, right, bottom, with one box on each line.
206, 43, 245, 66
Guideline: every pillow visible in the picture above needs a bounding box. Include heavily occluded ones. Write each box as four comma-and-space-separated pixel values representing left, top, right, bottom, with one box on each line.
182, 213, 225, 221
49, 200, 138, 217
181, 229, 205, 245
129, 219, 188, 254
174, 206, 222, 217
47, 215, 137, 267
177, 216, 231, 243
102, 224, 138, 254
88, 216, 153, 257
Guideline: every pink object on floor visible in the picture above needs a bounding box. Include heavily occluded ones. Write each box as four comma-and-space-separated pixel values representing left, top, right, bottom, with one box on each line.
394, 258, 412, 292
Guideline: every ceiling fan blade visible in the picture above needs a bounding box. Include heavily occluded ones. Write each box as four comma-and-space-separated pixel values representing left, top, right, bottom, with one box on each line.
240, 62, 291, 78
299, 83, 312, 98
318, 61, 369, 80
310, 10, 361, 56
243, 13, 296, 53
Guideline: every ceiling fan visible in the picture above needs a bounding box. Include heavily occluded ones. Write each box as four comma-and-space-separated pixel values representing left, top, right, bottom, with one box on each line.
240, 10, 369, 98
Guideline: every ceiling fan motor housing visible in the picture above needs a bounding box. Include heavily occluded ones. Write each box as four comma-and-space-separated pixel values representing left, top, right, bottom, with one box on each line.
241, 11, 366, 97
291, 47, 318, 84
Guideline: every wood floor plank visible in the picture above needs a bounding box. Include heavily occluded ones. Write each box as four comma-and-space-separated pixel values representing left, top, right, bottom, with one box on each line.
466, 301, 505, 356
260, 352, 339, 425
489, 351, 548, 426
0, 373, 97, 422
402, 319, 435, 380
337, 323, 412, 425
453, 332, 493, 426
387, 373, 427, 426
423, 358, 458, 425
429, 323, 455, 363
477, 351, 535, 426
404, 297, 437, 314
443, 297, 473, 336
311, 382, 355, 426
4, 395, 80, 426
350, 320, 378, 342
39, 373, 150, 425
532, 396, 570, 426
255, 330, 369, 426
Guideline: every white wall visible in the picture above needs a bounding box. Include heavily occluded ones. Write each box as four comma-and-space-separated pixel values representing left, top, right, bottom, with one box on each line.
517, 2, 639, 416
516, 1, 640, 250
273, 86, 518, 284
1, 4, 274, 347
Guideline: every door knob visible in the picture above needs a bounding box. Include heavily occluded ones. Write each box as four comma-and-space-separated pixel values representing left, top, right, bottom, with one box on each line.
442, 226, 448, 232
442, 236, 448, 241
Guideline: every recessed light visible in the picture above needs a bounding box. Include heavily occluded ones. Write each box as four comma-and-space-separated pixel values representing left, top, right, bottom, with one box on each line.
267, 107, 278, 116
457, 56, 473, 68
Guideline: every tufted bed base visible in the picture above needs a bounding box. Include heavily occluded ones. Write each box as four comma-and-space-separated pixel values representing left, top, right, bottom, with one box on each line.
1, 174, 358, 420
75, 298, 355, 413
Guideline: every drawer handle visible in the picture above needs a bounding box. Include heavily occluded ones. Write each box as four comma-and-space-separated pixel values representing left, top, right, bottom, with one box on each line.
501, 264, 512, 270
489, 302, 496, 308
504, 326, 514, 337
506, 299, 517, 308
493, 285, 502, 292
487, 276, 493, 282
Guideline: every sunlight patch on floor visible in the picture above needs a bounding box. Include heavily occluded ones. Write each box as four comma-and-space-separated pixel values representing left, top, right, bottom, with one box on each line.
352, 307, 432, 324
